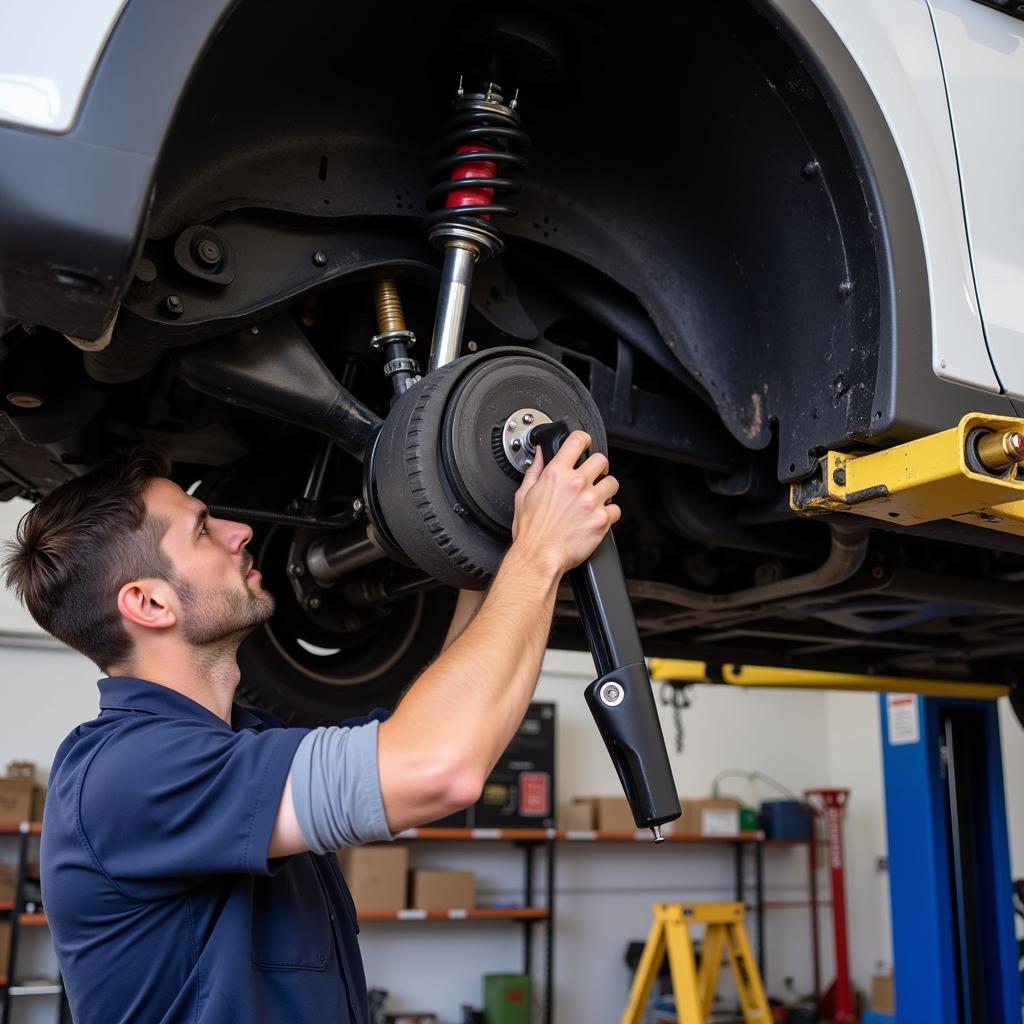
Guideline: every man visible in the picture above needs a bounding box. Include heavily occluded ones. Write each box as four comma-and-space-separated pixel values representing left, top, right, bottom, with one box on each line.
2, 432, 618, 1024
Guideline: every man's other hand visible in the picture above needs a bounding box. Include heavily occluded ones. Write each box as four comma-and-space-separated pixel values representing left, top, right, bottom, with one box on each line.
511, 430, 620, 576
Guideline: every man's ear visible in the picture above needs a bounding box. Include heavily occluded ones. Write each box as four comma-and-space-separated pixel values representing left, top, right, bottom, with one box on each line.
117, 579, 178, 632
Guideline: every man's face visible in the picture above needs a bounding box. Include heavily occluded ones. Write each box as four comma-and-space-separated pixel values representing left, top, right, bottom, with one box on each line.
144, 478, 274, 647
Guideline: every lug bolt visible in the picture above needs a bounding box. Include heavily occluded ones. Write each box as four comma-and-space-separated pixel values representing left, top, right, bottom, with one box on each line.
352, 498, 364, 514
507, 420, 517, 431
313, 251, 328, 267
304, 596, 322, 611
287, 563, 305, 578
523, 413, 534, 424
163, 295, 184, 318
524, 458, 534, 468
511, 439, 522, 451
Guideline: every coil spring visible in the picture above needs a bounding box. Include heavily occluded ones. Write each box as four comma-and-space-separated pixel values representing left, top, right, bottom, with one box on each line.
424, 92, 530, 242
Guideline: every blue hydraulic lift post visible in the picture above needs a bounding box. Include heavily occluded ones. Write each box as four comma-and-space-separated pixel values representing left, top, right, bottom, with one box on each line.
879, 694, 1018, 1024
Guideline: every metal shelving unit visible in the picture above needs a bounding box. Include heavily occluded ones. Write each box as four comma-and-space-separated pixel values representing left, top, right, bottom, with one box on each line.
386, 827, 558, 1024
0, 822, 66, 1024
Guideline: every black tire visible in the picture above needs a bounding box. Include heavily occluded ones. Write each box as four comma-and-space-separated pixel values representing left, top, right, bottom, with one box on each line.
198, 461, 457, 725
374, 346, 607, 589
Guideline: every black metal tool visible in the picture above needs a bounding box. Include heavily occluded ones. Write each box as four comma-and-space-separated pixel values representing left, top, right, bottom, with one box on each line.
530, 420, 680, 839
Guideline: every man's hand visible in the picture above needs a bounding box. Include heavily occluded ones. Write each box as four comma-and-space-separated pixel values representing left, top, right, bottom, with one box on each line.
511, 430, 620, 575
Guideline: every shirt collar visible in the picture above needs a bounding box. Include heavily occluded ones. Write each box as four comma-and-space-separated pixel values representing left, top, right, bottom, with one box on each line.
98, 676, 265, 732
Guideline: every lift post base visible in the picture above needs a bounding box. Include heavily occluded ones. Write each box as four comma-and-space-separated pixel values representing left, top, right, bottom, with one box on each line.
881, 694, 1018, 1023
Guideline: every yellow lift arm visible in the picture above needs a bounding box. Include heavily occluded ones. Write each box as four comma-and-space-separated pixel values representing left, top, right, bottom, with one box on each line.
790, 413, 1024, 536
648, 658, 1008, 700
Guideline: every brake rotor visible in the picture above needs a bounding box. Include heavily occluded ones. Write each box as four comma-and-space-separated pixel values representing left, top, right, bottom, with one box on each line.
369, 346, 606, 588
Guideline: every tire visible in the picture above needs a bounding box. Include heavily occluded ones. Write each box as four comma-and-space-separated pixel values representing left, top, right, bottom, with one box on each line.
374, 346, 607, 589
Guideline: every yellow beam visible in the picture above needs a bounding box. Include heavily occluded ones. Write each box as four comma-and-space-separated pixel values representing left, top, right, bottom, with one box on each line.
790, 412, 1024, 537
648, 657, 1008, 700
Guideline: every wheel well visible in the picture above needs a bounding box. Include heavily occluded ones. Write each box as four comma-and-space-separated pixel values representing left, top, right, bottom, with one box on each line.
148, 0, 897, 477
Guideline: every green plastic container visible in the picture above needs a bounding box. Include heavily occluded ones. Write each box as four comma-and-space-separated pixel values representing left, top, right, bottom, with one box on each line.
740, 805, 760, 833
484, 973, 532, 1024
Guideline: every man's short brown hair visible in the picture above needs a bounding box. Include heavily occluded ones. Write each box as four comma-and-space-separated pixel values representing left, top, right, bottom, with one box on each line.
2, 448, 174, 670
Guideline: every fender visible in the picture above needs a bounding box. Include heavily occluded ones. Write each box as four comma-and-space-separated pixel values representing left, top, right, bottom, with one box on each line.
0, 0, 237, 339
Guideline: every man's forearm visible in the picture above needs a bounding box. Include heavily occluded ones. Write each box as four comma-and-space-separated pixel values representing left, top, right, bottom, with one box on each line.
440, 588, 487, 654
378, 545, 559, 828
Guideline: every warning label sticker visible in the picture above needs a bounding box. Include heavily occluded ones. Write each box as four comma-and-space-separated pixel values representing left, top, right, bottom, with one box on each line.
519, 772, 550, 816
886, 694, 920, 745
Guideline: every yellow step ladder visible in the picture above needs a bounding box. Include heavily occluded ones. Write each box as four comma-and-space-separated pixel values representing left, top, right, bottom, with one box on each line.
622, 901, 772, 1024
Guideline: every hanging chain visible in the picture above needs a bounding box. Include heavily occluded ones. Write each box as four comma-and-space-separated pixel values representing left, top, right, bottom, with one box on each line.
660, 682, 692, 754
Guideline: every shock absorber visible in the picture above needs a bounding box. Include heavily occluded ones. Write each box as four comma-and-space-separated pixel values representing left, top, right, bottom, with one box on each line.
371, 278, 420, 398
424, 76, 529, 370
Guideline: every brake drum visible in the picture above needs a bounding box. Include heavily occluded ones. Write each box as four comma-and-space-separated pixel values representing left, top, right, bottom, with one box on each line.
368, 346, 607, 589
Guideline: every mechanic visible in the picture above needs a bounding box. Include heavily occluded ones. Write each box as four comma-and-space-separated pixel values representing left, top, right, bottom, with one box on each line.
1, 432, 618, 1024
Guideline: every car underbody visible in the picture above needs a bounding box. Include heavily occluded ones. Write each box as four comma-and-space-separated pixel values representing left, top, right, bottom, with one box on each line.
2, 0, 1024, 723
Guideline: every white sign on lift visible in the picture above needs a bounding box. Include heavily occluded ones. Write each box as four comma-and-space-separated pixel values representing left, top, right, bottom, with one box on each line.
886, 694, 921, 745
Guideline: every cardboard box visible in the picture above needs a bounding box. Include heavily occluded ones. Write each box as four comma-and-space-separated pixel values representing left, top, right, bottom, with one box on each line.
430, 703, 555, 829
409, 869, 474, 911
571, 796, 636, 832
679, 798, 740, 837
339, 845, 408, 914
559, 800, 594, 831
0, 779, 37, 826
870, 973, 895, 1013
0, 862, 15, 904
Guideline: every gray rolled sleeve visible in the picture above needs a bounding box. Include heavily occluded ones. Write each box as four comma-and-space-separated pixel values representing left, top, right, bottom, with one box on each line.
290, 721, 394, 853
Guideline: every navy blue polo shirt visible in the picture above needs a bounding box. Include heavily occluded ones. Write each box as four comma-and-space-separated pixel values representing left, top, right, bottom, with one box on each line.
41, 677, 370, 1024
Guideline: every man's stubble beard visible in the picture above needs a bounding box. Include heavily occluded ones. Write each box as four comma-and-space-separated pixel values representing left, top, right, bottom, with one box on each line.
176, 576, 275, 655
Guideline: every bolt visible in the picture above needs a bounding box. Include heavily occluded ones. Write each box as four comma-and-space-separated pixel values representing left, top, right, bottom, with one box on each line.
352, 498, 364, 514
287, 563, 305, 578
249, 325, 260, 335
313, 251, 328, 267
304, 596, 322, 611
467, 340, 478, 352
832, 468, 847, 487
453, 503, 468, 516
872, 566, 885, 580
195, 239, 222, 268
523, 413, 534, 424
837, 280, 853, 299
802, 159, 820, 178
163, 295, 184, 318
524, 458, 534, 468
511, 438, 522, 451
507, 420, 517, 431
134, 258, 158, 284
605, 685, 620, 701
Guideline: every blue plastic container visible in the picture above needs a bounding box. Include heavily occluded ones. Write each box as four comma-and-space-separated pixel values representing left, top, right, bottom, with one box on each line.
759, 799, 813, 840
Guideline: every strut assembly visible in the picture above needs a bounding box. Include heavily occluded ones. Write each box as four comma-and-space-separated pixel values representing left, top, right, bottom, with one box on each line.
424, 75, 529, 370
